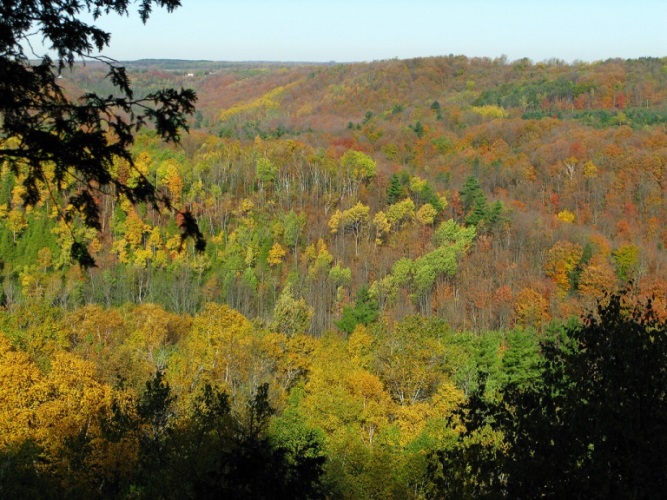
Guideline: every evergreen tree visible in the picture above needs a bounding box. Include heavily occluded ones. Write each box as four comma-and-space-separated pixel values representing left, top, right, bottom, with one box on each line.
387, 173, 404, 204
487, 200, 504, 226
459, 176, 484, 214
412, 121, 425, 138
431, 100, 442, 119
465, 191, 489, 226
335, 285, 379, 335
419, 181, 443, 212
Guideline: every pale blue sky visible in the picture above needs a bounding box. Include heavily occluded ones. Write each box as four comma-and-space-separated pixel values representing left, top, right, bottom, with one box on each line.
62, 1, 667, 62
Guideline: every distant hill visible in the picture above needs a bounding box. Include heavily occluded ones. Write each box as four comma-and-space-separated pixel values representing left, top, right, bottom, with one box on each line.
3, 55, 667, 332
66, 56, 667, 134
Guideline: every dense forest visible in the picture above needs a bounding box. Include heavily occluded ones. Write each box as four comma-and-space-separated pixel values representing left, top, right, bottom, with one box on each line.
1, 55, 667, 497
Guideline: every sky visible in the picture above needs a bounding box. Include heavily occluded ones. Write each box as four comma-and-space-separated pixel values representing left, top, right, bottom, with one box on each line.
40, 0, 667, 63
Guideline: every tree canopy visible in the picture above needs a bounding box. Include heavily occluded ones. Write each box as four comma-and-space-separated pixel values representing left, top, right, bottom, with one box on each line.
430, 292, 667, 498
0, 0, 202, 265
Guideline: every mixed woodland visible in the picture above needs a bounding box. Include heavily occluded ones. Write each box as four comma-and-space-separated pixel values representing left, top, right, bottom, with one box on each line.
1, 55, 667, 497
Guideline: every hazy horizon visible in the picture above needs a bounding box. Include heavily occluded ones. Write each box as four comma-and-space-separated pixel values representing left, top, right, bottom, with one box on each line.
22, 1, 667, 64
113, 54, 665, 65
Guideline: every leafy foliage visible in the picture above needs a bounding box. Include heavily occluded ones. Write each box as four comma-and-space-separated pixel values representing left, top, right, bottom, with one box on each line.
0, 0, 200, 265
1, 56, 666, 333
334, 285, 378, 334
2, 35, 667, 500
433, 292, 667, 498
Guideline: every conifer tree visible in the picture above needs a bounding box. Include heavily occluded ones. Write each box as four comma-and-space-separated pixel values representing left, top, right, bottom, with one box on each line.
387, 173, 403, 204
335, 285, 379, 335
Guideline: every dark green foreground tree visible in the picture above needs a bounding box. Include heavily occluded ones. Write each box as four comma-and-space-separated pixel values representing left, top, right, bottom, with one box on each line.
0, 373, 326, 499
0, 0, 203, 265
430, 293, 667, 498
116, 375, 326, 499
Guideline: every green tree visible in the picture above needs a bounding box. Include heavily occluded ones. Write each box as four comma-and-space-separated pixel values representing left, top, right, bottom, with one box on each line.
465, 191, 490, 226
340, 150, 377, 184
412, 121, 425, 138
387, 173, 404, 204
283, 210, 306, 265
612, 244, 639, 282
486, 200, 504, 226
458, 176, 504, 230
433, 293, 667, 498
256, 157, 278, 184
269, 390, 327, 499
459, 175, 484, 214
335, 285, 379, 335
418, 181, 444, 212
500, 328, 541, 388
0, 0, 202, 265
431, 100, 442, 119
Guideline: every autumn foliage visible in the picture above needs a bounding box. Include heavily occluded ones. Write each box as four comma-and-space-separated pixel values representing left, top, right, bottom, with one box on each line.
1, 55, 667, 496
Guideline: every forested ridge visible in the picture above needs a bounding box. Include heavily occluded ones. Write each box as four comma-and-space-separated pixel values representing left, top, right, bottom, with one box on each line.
1, 55, 666, 497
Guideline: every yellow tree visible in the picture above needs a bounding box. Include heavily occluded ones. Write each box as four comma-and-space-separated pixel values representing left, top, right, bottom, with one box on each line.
267, 242, 287, 267
263, 331, 316, 392
1, 339, 123, 490
158, 158, 185, 205
386, 197, 416, 229
31, 352, 114, 483
393, 380, 463, 446
125, 303, 190, 377
340, 150, 376, 197
346, 369, 391, 448
0, 335, 43, 449
5, 207, 28, 242
416, 203, 438, 226
171, 303, 255, 405
545, 240, 583, 297
373, 316, 447, 406
302, 333, 392, 449
340, 202, 371, 256
372, 211, 391, 246
124, 209, 149, 250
